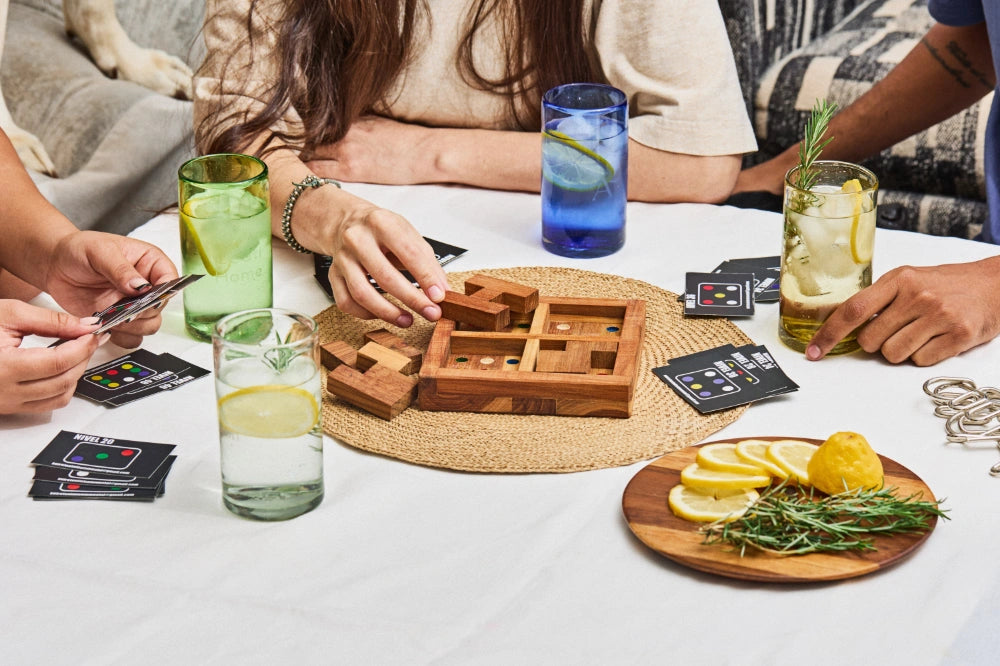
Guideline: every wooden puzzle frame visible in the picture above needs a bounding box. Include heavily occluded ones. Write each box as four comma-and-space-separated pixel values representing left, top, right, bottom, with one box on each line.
418, 296, 645, 417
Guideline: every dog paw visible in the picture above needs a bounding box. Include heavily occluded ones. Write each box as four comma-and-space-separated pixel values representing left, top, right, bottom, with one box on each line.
106, 46, 195, 100
5, 125, 57, 176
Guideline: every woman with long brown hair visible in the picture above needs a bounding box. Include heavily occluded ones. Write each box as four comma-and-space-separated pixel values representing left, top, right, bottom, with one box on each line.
194, 0, 756, 327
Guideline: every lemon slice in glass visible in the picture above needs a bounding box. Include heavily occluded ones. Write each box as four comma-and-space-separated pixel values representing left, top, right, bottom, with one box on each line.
679, 463, 772, 491
696, 442, 769, 476
181, 190, 266, 276
542, 129, 615, 191
218, 385, 319, 438
734, 439, 789, 479
765, 439, 820, 485
668, 484, 759, 523
842, 178, 874, 264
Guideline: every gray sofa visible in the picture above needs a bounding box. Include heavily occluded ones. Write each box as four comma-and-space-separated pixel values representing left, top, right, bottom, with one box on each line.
1, 0, 204, 236
721, 0, 989, 240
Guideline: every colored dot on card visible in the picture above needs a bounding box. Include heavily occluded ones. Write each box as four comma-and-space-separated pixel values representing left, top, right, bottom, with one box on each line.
691, 383, 703, 390
714, 378, 724, 384
121, 450, 134, 457
702, 300, 712, 305
123, 377, 135, 383
702, 285, 713, 291
96, 452, 109, 460
138, 371, 150, 377
71, 456, 84, 462
727, 300, 737, 305
90, 375, 102, 381
722, 386, 735, 392
110, 487, 123, 492
705, 371, 716, 377
129, 366, 142, 373
699, 391, 711, 397
100, 379, 111, 385
727, 285, 738, 291
107, 383, 120, 388
107, 370, 118, 376
122, 364, 133, 370
76, 471, 89, 477
681, 376, 693, 382
715, 292, 725, 298
67, 484, 80, 490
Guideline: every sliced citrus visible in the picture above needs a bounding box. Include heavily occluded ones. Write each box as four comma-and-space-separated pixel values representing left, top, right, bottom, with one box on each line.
842, 178, 874, 264
807, 431, 884, 494
668, 484, 760, 523
696, 443, 768, 476
542, 129, 614, 191
734, 439, 790, 479
181, 190, 267, 276
679, 463, 772, 491
765, 439, 820, 485
218, 385, 319, 438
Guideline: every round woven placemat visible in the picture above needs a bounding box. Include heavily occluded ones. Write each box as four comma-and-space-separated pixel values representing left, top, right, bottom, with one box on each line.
316, 267, 753, 473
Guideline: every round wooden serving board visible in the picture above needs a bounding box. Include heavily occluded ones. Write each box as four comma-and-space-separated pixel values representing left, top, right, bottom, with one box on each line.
622, 436, 940, 583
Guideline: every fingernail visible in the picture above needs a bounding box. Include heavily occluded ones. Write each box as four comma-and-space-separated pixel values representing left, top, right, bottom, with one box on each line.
428, 285, 445, 301
805, 344, 822, 361
395, 312, 414, 328
80, 316, 100, 326
130, 279, 152, 291
421, 304, 441, 321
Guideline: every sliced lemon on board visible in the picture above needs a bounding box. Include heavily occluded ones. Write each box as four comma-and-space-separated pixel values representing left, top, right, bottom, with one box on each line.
668, 484, 760, 523
734, 439, 790, 479
696, 442, 768, 476
181, 190, 267, 276
542, 129, 615, 191
841, 178, 874, 264
218, 385, 319, 439
765, 439, 820, 485
679, 463, 772, 491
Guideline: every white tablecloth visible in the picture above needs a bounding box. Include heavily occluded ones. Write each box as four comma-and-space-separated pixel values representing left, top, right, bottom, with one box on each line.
3, 183, 1000, 664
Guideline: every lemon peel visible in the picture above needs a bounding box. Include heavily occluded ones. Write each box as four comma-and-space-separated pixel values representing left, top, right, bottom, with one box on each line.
734, 439, 790, 478
679, 463, 772, 491
842, 178, 874, 264
765, 439, 820, 486
696, 443, 768, 476
668, 484, 760, 523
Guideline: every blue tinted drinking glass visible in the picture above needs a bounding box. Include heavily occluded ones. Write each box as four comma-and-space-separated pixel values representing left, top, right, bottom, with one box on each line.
541, 83, 628, 258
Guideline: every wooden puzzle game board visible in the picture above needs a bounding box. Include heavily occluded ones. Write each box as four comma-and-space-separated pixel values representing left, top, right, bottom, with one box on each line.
418, 276, 646, 418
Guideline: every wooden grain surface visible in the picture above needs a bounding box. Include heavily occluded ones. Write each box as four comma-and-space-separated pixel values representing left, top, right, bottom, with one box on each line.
622, 436, 940, 583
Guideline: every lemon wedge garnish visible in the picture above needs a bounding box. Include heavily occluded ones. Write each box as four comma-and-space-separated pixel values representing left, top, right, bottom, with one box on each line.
218, 385, 319, 439
542, 129, 615, 191
765, 439, 820, 486
181, 190, 267, 276
842, 178, 874, 264
668, 484, 759, 523
679, 463, 772, 491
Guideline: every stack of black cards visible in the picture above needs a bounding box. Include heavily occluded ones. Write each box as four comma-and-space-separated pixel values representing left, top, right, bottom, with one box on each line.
313, 236, 468, 299
653, 343, 798, 413
29, 430, 176, 501
681, 256, 781, 318
74, 349, 209, 407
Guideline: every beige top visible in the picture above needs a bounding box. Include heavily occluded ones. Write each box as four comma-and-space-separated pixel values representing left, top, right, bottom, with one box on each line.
195, 0, 757, 156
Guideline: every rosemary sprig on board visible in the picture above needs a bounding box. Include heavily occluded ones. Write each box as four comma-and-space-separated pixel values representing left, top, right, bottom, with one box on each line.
795, 99, 838, 191
700, 481, 949, 556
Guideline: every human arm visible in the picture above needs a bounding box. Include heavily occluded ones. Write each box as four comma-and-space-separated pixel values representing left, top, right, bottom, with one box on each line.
0, 300, 106, 414
306, 116, 743, 203
735, 21, 995, 195
805, 257, 1000, 366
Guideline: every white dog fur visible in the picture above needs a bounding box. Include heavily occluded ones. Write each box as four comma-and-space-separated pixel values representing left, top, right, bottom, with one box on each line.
0, 0, 193, 175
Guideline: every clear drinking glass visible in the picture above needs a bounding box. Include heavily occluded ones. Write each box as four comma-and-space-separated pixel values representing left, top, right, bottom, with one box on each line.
179, 153, 273, 342
213, 309, 323, 520
779, 161, 878, 355
541, 83, 628, 258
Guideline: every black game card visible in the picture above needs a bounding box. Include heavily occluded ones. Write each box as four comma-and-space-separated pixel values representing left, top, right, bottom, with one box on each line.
32, 430, 175, 478
313, 237, 468, 299
684, 272, 755, 317
653, 343, 798, 413
74, 349, 209, 407
713, 256, 781, 303
28, 480, 160, 501
33, 455, 175, 489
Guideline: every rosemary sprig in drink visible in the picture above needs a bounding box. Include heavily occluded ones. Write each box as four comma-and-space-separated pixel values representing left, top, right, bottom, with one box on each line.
795, 99, 838, 191
700, 480, 948, 556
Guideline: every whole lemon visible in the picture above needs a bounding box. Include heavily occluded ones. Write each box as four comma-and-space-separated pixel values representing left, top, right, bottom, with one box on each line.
807, 431, 884, 495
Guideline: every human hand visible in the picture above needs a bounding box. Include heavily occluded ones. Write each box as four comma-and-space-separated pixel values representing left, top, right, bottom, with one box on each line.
0, 300, 106, 414
323, 202, 448, 327
44, 231, 179, 348
806, 259, 1000, 366
308, 116, 436, 185
733, 152, 797, 196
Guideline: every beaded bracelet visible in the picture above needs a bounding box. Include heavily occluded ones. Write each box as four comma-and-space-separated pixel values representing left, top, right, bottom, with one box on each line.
281, 175, 341, 254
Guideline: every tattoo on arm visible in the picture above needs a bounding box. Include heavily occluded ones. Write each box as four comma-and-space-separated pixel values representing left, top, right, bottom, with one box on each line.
921, 37, 993, 90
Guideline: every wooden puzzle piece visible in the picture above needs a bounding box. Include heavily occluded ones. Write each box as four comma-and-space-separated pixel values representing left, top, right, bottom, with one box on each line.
327, 363, 418, 420
320, 340, 358, 370
356, 341, 419, 375
364, 329, 422, 372
464, 274, 539, 313
439, 291, 510, 331
536, 341, 604, 374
